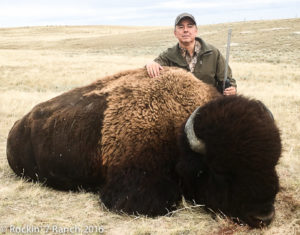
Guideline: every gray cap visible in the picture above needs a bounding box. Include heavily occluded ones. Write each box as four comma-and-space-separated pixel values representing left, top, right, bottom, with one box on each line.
175, 13, 196, 26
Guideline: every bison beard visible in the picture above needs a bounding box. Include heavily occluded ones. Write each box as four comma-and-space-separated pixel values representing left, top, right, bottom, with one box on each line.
6, 67, 281, 228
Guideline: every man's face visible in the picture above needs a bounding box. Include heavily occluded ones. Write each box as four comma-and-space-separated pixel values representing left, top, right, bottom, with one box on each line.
174, 18, 198, 45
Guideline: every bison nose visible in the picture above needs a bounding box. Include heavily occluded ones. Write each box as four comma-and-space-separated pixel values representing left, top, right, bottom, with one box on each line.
252, 206, 275, 226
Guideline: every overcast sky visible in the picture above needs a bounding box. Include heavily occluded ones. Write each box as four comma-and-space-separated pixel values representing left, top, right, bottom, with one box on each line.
0, 0, 299, 27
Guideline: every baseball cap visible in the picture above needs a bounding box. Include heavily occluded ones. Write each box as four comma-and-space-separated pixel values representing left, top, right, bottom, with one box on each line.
175, 13, 197, 26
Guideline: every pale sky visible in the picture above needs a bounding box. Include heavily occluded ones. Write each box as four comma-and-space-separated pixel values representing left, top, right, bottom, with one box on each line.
0, 0, 299, 27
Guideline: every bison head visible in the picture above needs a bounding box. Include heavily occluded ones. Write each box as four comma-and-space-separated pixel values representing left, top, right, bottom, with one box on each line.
176, 95, 281, 228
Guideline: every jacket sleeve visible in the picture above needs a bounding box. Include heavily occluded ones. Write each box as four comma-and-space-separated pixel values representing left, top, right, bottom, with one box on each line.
154, 51, 171, 66
216, 50, 237, 88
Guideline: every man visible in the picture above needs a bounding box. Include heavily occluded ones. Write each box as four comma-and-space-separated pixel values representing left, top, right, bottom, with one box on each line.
146, 13, 237, 96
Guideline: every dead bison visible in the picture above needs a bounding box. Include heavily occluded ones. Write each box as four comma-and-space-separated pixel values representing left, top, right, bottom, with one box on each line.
7, 67, 281, 228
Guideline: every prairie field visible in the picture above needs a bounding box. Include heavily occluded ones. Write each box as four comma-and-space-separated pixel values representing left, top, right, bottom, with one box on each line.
0, 18, 300, 234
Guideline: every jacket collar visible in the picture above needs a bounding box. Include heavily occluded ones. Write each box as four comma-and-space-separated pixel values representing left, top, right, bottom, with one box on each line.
166, 37, 213, 66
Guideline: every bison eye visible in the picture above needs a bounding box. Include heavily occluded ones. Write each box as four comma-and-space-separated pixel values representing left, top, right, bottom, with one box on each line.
196, 170, 203, 177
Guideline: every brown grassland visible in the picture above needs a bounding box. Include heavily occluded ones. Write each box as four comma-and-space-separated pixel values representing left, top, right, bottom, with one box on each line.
0, 18, 299, 234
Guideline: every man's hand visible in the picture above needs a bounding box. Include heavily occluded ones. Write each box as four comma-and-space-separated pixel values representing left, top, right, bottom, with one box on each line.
223, 86, 237, 96
146, 61, 163, 78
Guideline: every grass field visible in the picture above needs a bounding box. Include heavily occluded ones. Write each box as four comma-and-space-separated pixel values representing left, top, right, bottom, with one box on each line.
0, 18, 299, 234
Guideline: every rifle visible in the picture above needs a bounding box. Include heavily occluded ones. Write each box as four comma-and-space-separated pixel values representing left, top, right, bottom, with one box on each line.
223, 29, 232, 93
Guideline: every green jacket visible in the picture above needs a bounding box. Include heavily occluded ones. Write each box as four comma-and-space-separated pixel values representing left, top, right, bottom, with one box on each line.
154, 37, 236, 90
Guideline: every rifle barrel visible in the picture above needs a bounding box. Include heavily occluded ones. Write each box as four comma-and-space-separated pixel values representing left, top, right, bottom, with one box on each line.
223, 29, 232, 92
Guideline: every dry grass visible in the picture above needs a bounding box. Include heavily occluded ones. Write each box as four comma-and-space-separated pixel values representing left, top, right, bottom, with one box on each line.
0, 18, 299, 234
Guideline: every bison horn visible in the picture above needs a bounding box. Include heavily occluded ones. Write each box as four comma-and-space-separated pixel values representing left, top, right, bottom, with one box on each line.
258, 101, 274, 120
184, 107, 206, 154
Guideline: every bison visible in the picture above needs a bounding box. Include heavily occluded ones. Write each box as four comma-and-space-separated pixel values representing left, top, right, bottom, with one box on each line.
7, 67, 281, 228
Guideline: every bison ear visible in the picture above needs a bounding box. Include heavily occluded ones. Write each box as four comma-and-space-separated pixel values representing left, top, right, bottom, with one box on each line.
185, 107, 206, 154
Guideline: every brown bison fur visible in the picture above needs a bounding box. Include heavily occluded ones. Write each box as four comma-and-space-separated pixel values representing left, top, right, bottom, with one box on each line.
6, 67, 281, 228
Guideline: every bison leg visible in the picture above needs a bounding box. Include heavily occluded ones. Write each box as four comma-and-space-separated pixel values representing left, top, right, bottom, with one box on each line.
100, 167, 181, 216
